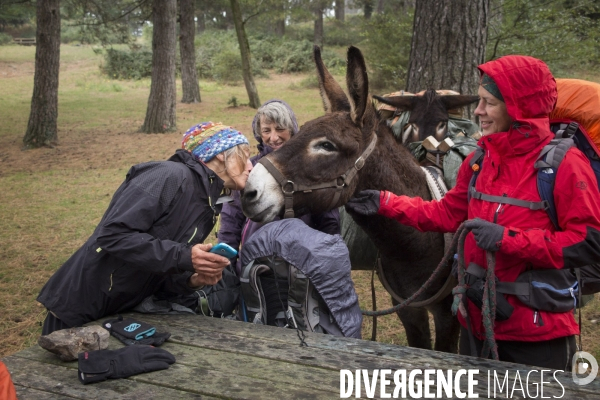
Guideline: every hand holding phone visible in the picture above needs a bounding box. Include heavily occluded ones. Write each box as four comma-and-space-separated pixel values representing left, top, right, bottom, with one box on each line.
209, 243, 238, 258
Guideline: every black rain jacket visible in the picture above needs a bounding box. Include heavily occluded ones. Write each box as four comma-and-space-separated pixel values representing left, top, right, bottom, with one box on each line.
37, 150, 224, 327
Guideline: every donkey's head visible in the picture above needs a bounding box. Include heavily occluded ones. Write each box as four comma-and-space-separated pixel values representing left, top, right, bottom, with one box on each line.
242, 46, 379, 223
374, 90, 479, 145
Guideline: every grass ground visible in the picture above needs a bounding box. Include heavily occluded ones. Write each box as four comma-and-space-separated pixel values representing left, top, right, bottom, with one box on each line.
0, 44, 598, 362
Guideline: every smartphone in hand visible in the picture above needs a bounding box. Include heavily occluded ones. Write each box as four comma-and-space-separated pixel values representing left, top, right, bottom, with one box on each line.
209, 243, 238, 258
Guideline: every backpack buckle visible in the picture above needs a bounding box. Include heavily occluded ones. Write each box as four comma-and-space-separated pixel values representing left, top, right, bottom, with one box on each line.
285, 307, 298, 329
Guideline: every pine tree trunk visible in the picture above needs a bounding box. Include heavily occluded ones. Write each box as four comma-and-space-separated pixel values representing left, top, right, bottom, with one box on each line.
196, 8, 205, 33
23, 0, 60, 149
314, 5, 324, 48
335, 0, 345, 22
142, 0, 177, 133
230, 0, 260, 108
364, 0, 373, 19
406, 0, 489, 103
274, 0, 285, 36
179, 0, 201, 103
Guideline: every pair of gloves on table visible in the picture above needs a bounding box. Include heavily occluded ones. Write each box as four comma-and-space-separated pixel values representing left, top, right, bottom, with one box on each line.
346, 189, 505, 251
78, 317, 175, 384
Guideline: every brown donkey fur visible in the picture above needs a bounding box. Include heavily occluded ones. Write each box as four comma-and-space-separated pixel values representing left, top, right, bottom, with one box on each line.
241, 46, 460, 352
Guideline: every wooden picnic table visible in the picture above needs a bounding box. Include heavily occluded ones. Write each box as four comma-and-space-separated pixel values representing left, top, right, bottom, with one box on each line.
3, 312, 599, 399
12, 38, 36, 46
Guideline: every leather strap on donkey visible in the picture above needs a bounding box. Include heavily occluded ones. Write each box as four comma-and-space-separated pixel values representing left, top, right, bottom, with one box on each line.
258, 134, 378, 218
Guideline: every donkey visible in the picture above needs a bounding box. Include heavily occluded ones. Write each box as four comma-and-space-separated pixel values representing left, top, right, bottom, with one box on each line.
375, 90, 479, 146
242, 46, 465, 352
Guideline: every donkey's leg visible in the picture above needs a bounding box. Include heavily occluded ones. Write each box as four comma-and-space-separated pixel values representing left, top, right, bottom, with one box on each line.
394, 299, 432, 350
430, 295, 460, 353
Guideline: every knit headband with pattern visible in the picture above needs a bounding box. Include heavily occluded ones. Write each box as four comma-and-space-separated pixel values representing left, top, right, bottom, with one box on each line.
182, 122, 249, 163
481, 74, 504, 102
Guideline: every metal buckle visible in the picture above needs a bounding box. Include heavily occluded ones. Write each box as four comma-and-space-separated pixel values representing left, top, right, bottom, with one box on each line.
282, 181, 295, 194
355, 157, 365, 170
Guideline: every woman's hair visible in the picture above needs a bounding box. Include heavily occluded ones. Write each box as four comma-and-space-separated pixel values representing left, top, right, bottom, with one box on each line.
253, 101, 297, 137
223, 143, 250, 175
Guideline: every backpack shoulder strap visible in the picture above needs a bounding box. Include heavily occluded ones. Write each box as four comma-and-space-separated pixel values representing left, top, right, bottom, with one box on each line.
467, 147, 485, 203
535, 138, 575, 170
534, 138, 575, 230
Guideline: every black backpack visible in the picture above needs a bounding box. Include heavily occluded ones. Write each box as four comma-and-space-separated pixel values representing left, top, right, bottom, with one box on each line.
239, 255, 343, 335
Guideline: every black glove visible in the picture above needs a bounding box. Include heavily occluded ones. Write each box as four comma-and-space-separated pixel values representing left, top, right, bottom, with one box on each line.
103, 317, 170, 346
464, 218, 505, 252
345, 190, 381, 216
78, 345, 176, 384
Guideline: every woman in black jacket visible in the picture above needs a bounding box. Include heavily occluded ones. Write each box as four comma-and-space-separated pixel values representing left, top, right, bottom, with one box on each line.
38, 122, 252, 334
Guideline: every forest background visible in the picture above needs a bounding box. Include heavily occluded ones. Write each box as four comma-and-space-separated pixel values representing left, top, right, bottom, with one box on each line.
1, 0, 600, 359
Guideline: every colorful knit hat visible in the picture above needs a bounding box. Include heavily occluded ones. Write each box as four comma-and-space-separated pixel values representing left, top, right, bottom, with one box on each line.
182, 122, 249, 163
481, 73, 504, 102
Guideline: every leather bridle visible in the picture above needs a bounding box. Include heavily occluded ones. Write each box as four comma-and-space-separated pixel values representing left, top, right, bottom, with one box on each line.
257, 133, 378, 218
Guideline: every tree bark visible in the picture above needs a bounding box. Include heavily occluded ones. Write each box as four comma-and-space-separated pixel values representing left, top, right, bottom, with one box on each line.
363, 0, 373, 19
274, 7, 285, 35
230, 0, 260, 108
335, 0, 345, 22
23, 0, 61, 149
376, 0, 384, 14
314, 3, 324, 48
406, 0, 489, 104
196, 8, 205, 33
179, 0, 201, 103
142, 0, 177, 133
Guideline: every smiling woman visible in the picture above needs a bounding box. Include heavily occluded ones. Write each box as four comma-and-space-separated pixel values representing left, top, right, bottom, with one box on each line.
217, 98, 341, 276
346, 54, 600, 370
254, 100, 298, 150
475, 74, 512, 135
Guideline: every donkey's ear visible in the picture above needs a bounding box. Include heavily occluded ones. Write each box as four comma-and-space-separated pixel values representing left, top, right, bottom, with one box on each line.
440, 95, 479, 111
346, 46, 370, 126
313, 45, 350, 113
373, 94, 416, 111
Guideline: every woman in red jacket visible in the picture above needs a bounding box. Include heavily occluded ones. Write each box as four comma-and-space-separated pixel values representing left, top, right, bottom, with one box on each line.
346, 55, 600, 370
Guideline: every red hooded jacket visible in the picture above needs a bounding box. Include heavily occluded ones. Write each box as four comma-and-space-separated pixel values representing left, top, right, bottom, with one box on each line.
378, 55, 600, 342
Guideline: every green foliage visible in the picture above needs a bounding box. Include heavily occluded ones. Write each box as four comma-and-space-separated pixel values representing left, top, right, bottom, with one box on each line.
101, 47, 153, 80
323, 16, 363, 47
488, 0, 600, 72
0, 1, 35, 28
61, 0, 151, 46
61, 20, 123, 45
227, 96, 239, 107
195, 30, 267, 84
0, 32, 12, 45
359, 10, 413, 91
283, 21, 314, 42
248, 35, 345, 74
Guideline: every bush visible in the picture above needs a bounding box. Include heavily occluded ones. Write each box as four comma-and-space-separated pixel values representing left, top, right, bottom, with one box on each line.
249, 37, 344, 74
0, 33, 13, 45
61, 23, 84, 44
360, 12, 413, 91
195, 30, 267, 84
101, 48, 153, 80
323, 17, 362, 47
284, 22, 314, 42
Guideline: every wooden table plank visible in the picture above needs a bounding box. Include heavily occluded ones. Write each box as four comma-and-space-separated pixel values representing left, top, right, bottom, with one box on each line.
3, 313, 599, 399
4, 356, 210, 399
107, 313, 600, 398
14, 344, 342, 397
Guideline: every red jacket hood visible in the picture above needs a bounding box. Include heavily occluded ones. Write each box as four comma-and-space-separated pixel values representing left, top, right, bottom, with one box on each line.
478, 55, 557, 155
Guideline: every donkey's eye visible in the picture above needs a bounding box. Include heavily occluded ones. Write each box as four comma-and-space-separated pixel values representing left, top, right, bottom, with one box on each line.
317, 141, 336, 152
